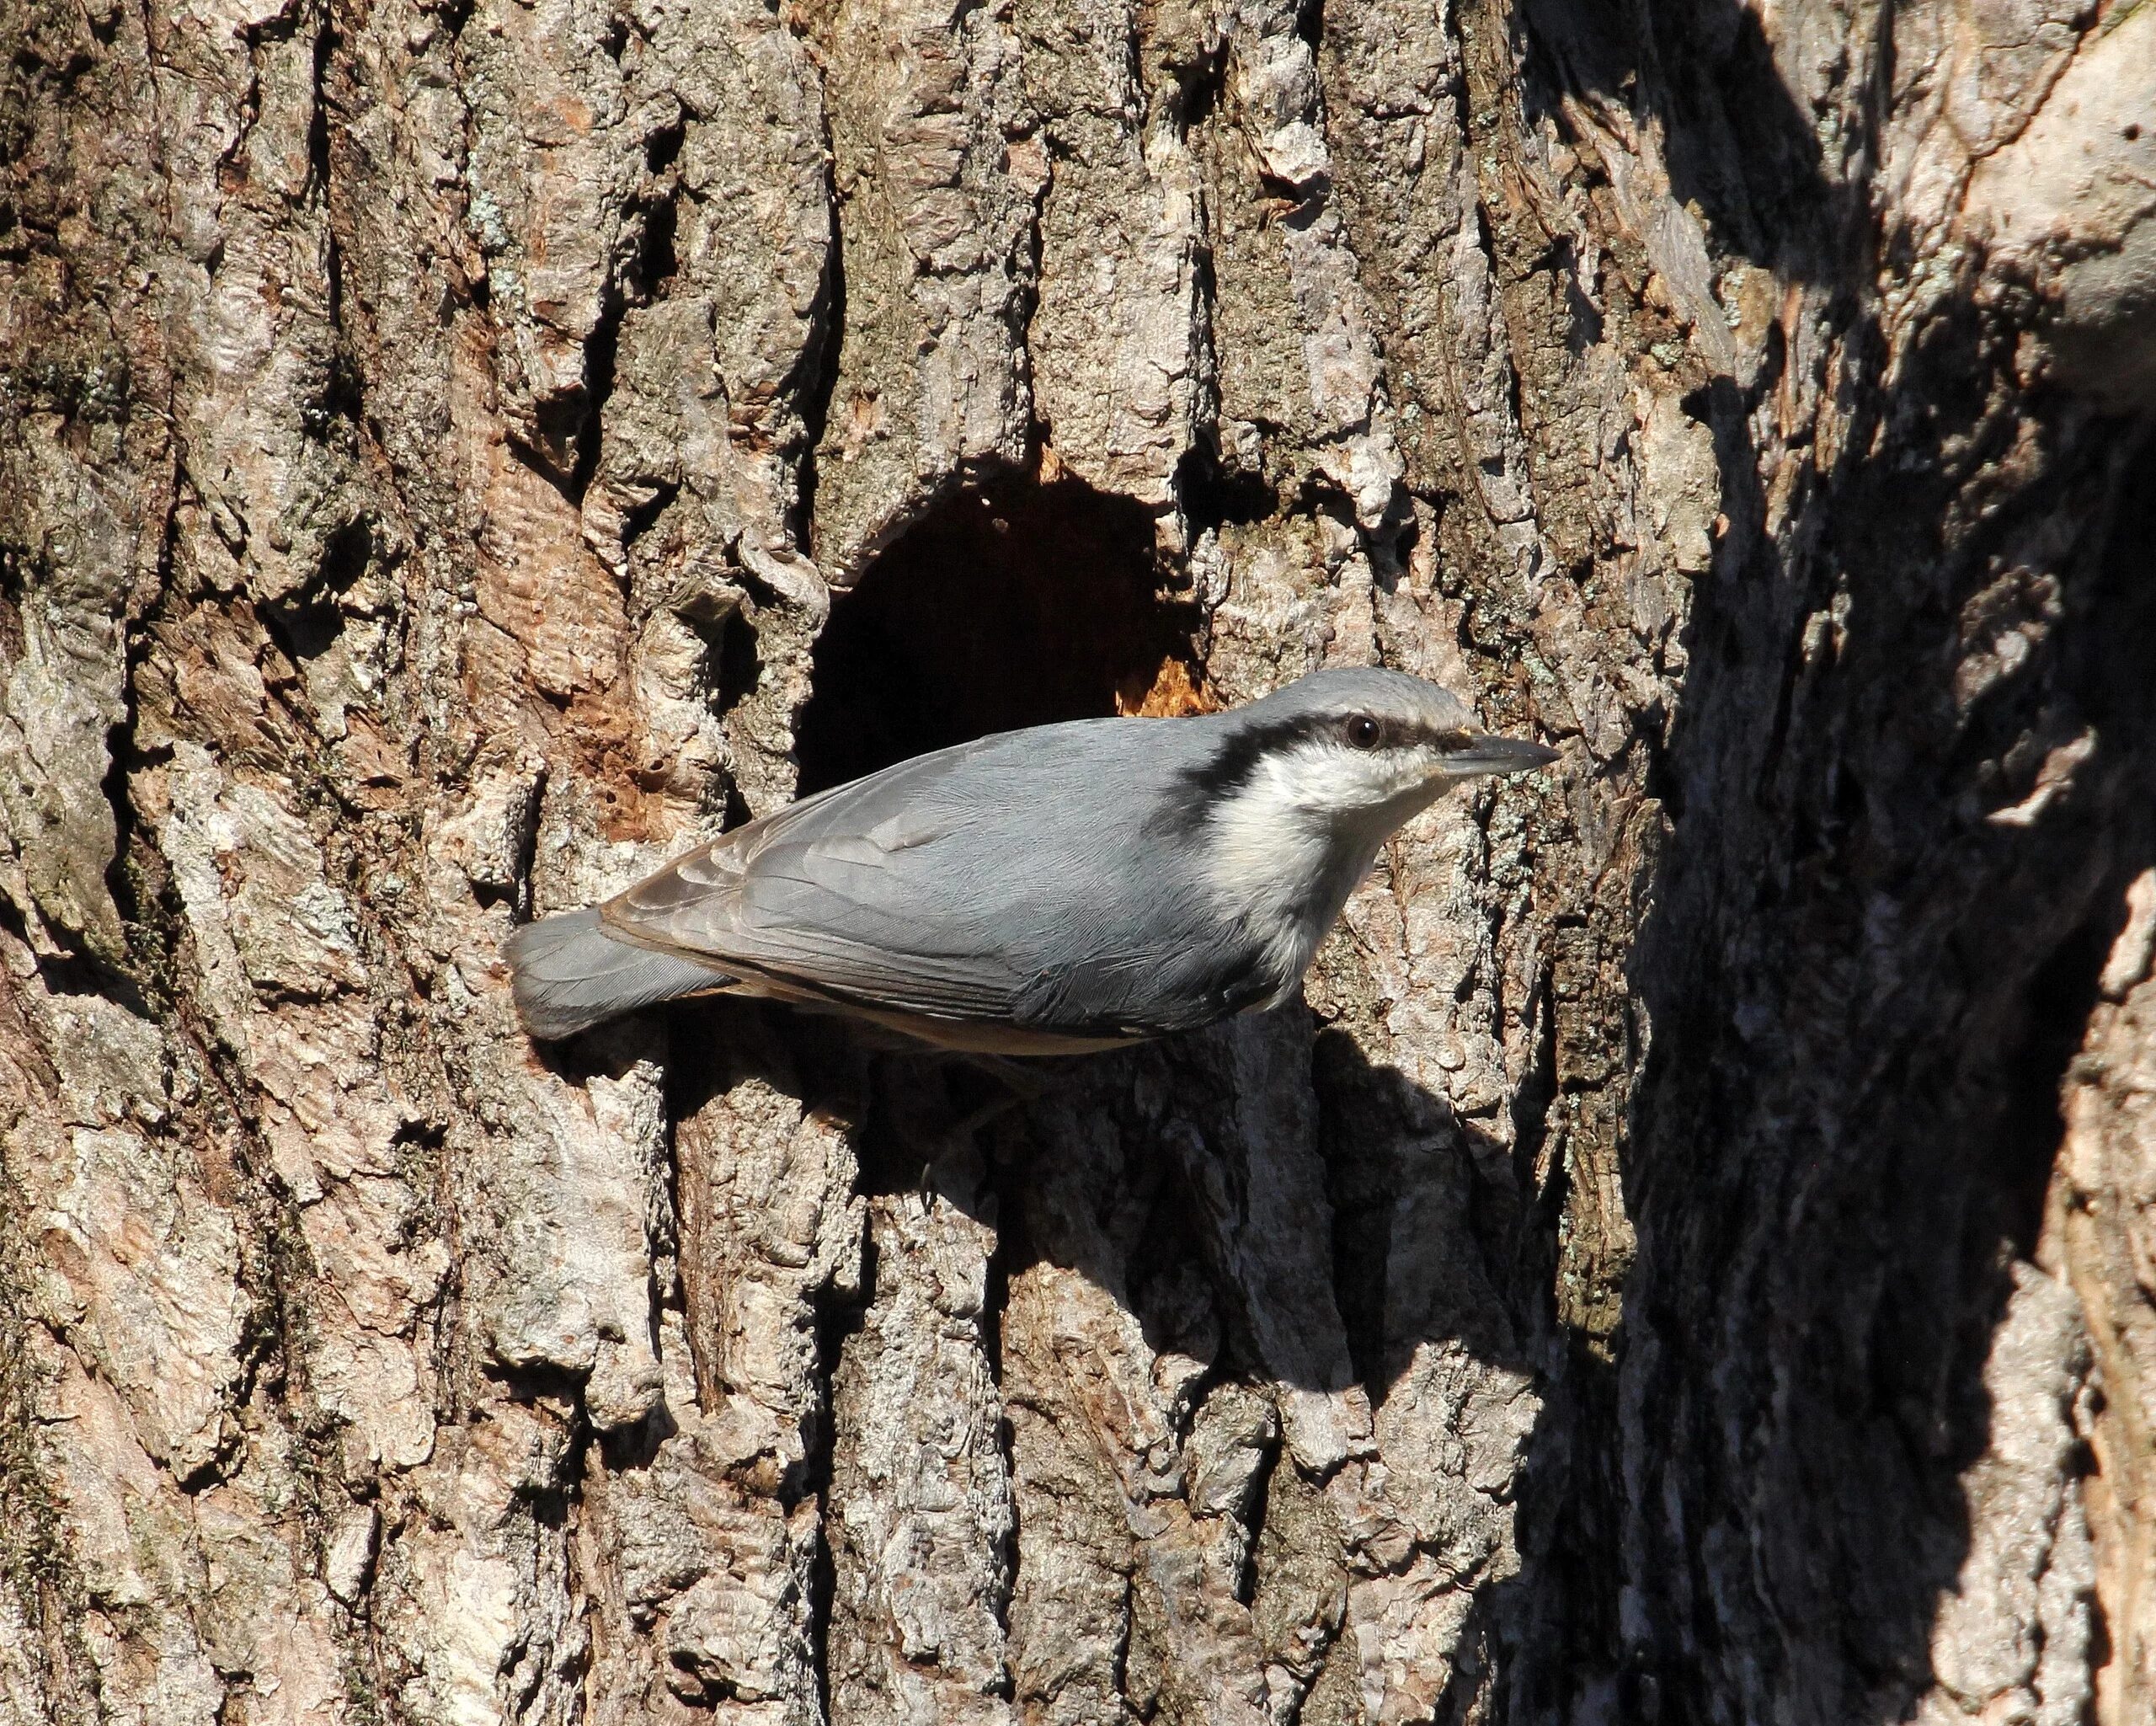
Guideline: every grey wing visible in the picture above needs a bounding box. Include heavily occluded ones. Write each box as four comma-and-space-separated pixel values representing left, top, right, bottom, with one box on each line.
598, 738, 1062, 1023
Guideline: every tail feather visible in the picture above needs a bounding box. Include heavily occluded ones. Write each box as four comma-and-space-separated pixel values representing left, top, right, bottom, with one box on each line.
504, 908, 735, 1039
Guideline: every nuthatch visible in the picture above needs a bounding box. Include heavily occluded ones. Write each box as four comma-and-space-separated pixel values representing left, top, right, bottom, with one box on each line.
504, 667, 1556, 1052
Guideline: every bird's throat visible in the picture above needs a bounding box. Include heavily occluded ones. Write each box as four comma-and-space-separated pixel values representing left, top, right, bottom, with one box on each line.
1203, 765, 1400, 1003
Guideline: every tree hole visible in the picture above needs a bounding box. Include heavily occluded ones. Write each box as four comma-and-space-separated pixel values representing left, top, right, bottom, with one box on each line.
792, 471, 1209, 794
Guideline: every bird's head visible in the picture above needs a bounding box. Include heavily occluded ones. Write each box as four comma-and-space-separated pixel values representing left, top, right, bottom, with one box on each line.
1196, 667, 1558, 841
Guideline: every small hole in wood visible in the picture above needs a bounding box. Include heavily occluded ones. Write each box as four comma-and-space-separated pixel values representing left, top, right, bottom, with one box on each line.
793, 469, 1209, 794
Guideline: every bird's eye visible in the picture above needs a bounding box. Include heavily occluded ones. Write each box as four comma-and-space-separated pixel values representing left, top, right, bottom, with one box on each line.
1343, 715, 1382, 750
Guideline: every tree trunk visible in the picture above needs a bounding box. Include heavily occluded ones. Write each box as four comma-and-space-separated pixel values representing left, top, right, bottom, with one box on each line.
3, 0, 2153, 1715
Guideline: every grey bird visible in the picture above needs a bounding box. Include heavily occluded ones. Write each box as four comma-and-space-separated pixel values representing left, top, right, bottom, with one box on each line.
504, 667, 1556, 1053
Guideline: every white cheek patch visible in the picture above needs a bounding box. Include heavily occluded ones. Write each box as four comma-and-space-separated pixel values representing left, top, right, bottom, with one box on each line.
1206, 751, 1341, 900
1200, 741, 1422, 997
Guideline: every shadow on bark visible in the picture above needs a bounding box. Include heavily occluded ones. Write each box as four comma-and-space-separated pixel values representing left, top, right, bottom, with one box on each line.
1390, 0, 2156, 1715
1560, 246, 2156, 1726
1357, 356, 2156, 1726
1518, 0, 1844, 275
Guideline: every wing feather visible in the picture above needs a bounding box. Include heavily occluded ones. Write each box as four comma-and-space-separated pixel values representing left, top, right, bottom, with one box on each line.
591, 716, 1258, 1034
597, 736, 1057, 1023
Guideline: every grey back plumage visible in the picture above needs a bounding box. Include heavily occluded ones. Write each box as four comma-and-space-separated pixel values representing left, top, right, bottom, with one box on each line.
504, 666, 1489, 1042
603, 709, 1264, 1036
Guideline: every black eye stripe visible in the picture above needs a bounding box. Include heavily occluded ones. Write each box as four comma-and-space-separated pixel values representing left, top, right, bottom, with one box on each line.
1343, 719, 1471, 751
1160, 709, 1477, 835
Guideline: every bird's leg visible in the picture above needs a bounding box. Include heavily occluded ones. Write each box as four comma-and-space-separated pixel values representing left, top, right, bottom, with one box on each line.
945, 1089, 1025, 1142
881, 1054, 1061, 1214
876, 1057, 995, 1210
939, 1053, 1055, 1143
920, 1088, 1017, 1211
963, 1054, 1053, 1102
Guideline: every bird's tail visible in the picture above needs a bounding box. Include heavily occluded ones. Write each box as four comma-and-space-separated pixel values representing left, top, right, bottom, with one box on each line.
504, 908, 735, 1039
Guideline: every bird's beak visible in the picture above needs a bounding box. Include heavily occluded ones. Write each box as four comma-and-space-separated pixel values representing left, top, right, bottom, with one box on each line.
1442, 735, 1560, 778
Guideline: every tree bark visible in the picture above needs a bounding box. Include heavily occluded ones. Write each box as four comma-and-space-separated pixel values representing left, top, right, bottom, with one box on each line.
2, 0, 2153, 1717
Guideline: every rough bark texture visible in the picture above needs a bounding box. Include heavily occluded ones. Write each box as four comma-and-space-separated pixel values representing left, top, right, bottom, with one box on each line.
3, 0, 2153, 1717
